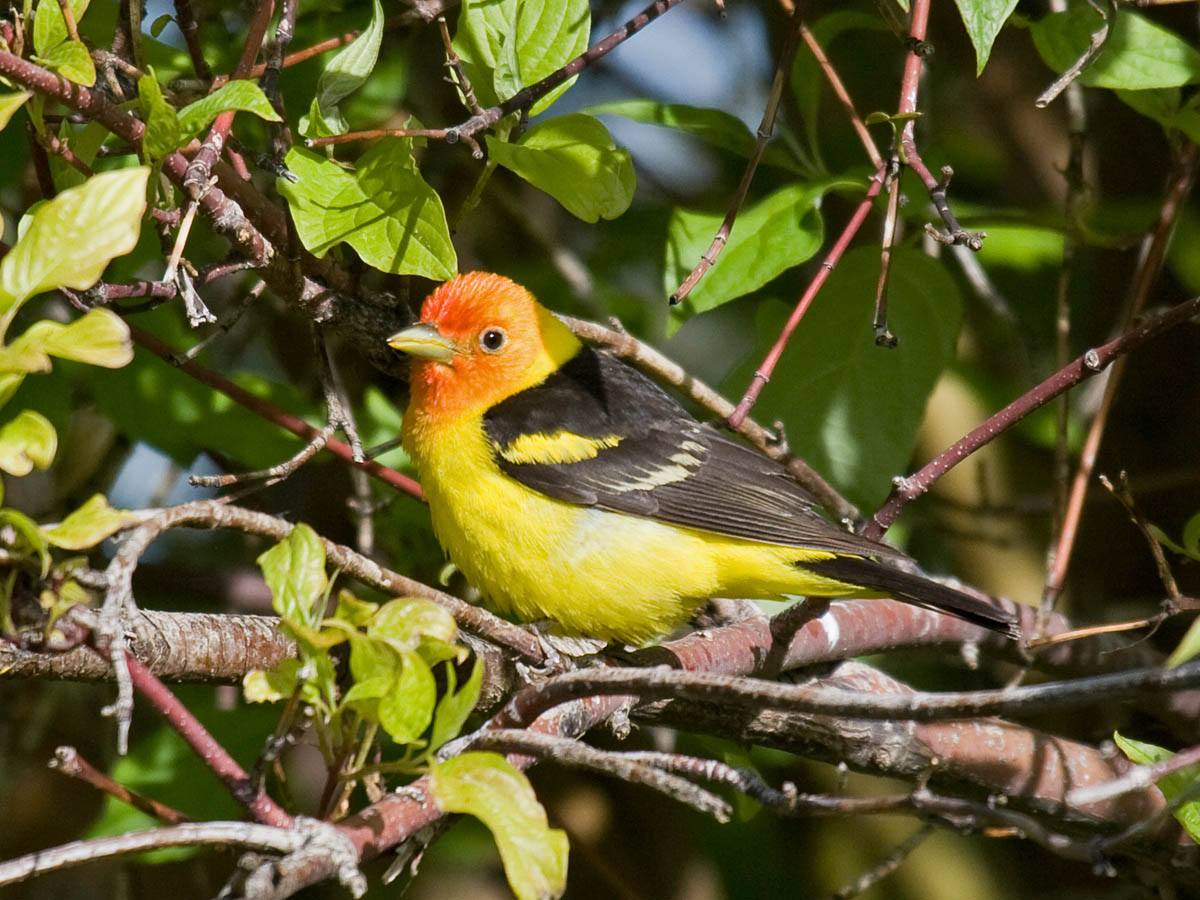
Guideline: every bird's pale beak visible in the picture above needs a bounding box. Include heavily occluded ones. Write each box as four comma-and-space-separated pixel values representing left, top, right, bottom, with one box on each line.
387, 323, 459, 362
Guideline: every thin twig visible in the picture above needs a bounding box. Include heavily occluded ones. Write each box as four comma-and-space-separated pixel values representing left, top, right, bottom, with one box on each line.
823, 825, 932, 900
871, 153, 902, 347
867, 292, 1200, 538
174, 0, 213, 80
438, 14, 482, 116
793, 13, 882, 169
1068, 741, 1200, 808
467, 730, 732, 820
502, 659, 1200, 728
728, 163, 888, 428
128, 325, 424, 500
1040, 141, 1200, 608
182, 0, 277, 200
1099, 472, 1182, 601
669, 4, 805, 305
50, 745, 191, 824
1036, 0, 1118, 108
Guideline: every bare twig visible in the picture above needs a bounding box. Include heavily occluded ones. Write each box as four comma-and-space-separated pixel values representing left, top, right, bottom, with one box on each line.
466, 730, 732, 820
1041, 141, 1199, 609
1099, 472, 1183, 601
501, 659, 1200, 729
128, 325, 424, 500
867, 292, 1200, 539
824, 825, 932, 900
669, 4, 805, 305
1036, 0, 1118, 108
50, 745, 191, 824
174, 0, 213, 80
182, 0, 277, 199
728, 163, 888, 428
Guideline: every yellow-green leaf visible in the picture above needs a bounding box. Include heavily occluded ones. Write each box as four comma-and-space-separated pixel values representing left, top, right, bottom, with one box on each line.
0, 410, 57, 475
1114, 731, 1200, 842
0, 169, 149, 325
243, 659, 302, 703
33, 0, 91, 56
369, 597, 457, 648
43, 493, 137, 549
0, 92, 32, 132
257, 522, 328, 630
431, 752, 569, 900
41, 39, 95, 86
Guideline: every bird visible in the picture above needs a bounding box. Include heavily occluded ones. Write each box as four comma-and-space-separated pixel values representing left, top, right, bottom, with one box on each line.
388, 271, 1020, 645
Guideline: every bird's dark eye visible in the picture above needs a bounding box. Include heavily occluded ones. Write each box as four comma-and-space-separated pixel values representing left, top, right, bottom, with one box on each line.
479, 327, 507, 353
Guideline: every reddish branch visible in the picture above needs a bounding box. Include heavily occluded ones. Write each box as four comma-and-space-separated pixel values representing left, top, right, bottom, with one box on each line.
127, 325, 425, 500
51, 746, 191, 824
867, 293, 1200, 538
728, 163, 887, 427
1042, 141, 1200, 610
115, 652, 292, 827
182, 0, 277, 198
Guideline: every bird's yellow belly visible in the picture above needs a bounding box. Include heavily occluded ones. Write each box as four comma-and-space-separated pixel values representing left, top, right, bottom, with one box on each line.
408, 415, 857, 644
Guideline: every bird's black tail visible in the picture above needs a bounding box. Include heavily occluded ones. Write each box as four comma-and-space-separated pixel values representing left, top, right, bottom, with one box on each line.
803, 556, 1022, 639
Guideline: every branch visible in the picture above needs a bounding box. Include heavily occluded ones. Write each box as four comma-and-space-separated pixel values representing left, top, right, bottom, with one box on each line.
0, 819, 365, 896
867, 293, 1200, 538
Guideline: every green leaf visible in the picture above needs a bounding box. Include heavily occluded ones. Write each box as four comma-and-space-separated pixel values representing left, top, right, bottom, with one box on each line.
584, 100, 754, 157
138, 69, 182, 159
33, 0, 91, 56
666, 179, 852, 332
430, 657, 484, 750
485, 114, 634, 223
149, 13, 172, 37
377, 649, 437, 743
0, 168, 149, 322
1151, 510, 1200, 562
454, 0, 590, 114
178, 80, 282, 139
1113, 732, 1200, 842
0, 410, 57, 475
278, 144, 457, 280
243, 658, 301, 703
41, 39, 95, 86
348, 634, 403, 686
1031, 7, 1200, 90
43, 493, 136, 549
953, 0, 1019, 75
369, 597, 458, 648
0, 507, 51, 576
257, 523, 328, 630
721, 247, 963, 510
0, 92, 32, 131
431, 752, 569, 900
1117, 88, 1200, 145
334, 588, 378, 627
302, 0, 383, 138
1168, 618, 1200, 668
9, 309, 134, 369
974, 223, 1065, 271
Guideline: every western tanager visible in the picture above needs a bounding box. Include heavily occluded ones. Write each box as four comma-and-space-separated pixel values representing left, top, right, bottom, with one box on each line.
389, 272, 1019, 644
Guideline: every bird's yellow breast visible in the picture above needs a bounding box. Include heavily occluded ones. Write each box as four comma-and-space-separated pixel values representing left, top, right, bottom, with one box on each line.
402, 408, 853, 644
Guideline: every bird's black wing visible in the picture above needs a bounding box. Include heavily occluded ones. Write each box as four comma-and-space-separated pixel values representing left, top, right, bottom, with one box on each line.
482, 346, 903, 560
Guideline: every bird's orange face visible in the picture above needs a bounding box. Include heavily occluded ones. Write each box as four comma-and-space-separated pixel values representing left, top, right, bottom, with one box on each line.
388, 272, 580, 422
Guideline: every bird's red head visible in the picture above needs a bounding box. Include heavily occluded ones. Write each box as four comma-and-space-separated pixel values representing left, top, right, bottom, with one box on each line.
389, 272, 580, 423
